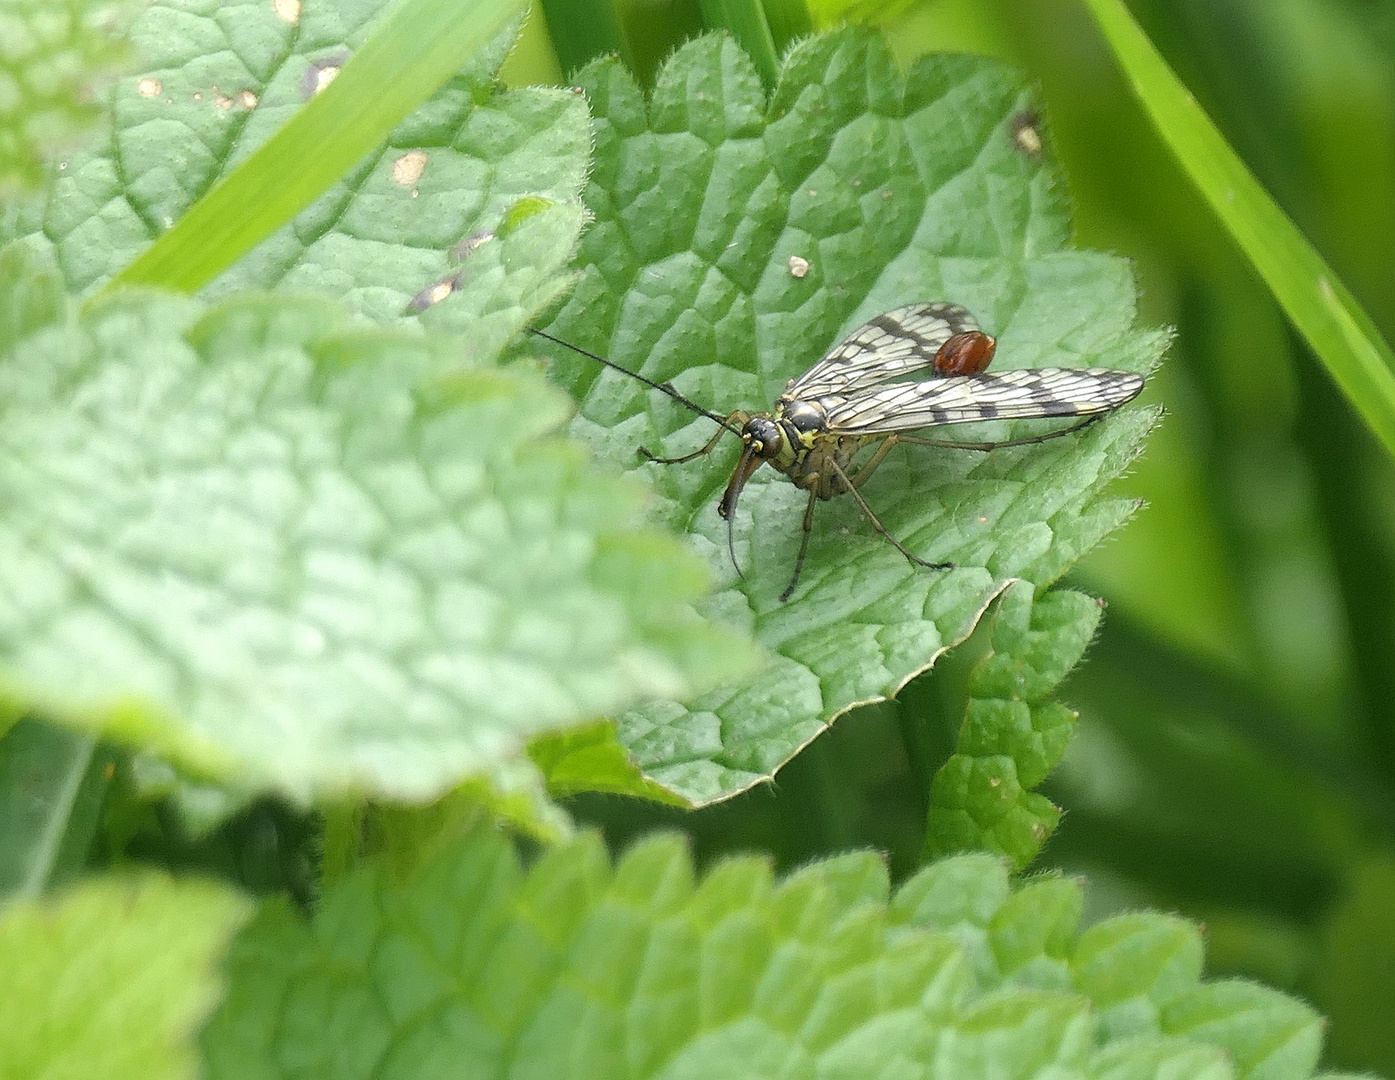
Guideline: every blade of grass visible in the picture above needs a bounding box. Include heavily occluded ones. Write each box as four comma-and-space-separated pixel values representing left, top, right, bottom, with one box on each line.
499, 1, 566, 87
0, 721, 113, 900
539, 0, 629, 76
698, 0, 779, 85
615, 0, 705, 89
760, 0, 812, 56
103, 0, 526, 296
1080, 0, 1395, 459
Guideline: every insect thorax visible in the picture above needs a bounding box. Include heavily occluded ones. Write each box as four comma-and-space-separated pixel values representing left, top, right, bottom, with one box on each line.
762, 396, 867, 498
777, 398, 828, 437
757, 398, 826, 469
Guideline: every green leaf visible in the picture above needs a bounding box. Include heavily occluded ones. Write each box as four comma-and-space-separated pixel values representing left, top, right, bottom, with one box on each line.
535, 29, 1161, 806
1162, 981, 1324, 1080
1073, 913, 1205, 1040
0, 718, 115, 901
444, 758, 576, 843
529, 719, 689, 804
891, 849, 1011, 927
0, 262, 123, 890
0, 245, 751, 802
5, 0, 590, 323
202, 828, 1338, 1080
923, 582, 1103, 869
989, 873, 1084, 991
1080, 0, 1395, 461
889, 849, 1010, 984
413, 199, 590, 366
1088, 1037, 1234, 1080
0, 0, 133, 194
760, 0, 813, 58
0, 873, 249, 1080
0, 202, 67, 341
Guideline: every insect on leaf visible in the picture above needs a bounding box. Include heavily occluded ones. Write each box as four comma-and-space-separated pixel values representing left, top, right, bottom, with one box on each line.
556, 301, 1144, 601
529, 30, 1163, 807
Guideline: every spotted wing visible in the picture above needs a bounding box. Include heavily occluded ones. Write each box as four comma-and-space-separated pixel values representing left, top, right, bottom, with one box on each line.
786, 303, 981, 398
824, 368, 1145, 433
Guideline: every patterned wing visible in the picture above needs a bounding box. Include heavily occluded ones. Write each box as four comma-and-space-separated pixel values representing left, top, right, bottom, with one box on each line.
824, 368, 1145, 433
785, 303, 981, 398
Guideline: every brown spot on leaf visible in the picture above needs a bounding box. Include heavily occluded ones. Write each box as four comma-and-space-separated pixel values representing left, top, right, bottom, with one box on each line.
1010, 109, 1043, 157
305, 58, 343, 98
408, 275, 461, 312
391, 150, 428, 187
451, 231, 495, 261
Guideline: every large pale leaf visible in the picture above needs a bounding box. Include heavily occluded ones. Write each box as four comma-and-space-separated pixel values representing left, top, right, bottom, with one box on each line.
0, 243, 750, 802
534, 30, 1162, 805
202, 826, 1331, 1080
0, 0, 133, 194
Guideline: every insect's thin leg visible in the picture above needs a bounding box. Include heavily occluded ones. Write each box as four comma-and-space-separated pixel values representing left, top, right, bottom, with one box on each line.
637, 414, 740, 464
896, 414, 1103, 452
727, 501, 745, 583
780, 490, 819, 603
827, 458, 953, 572
847, 435, 900, 490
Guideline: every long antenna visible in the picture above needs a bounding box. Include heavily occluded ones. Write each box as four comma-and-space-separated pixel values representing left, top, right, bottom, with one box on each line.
526, 326, 741, 434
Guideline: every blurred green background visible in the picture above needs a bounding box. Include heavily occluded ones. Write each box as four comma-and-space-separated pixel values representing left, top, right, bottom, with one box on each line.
498, 0, 1395, 1070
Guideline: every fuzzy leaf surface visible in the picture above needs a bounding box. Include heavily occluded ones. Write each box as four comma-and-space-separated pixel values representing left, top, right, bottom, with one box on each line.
0, 246, 748, 801
0, 873, 249, 1080
3, 0, 590, 324
536, 30, 1162, 805
0, 0, 133, 194
202, 827, 1341, 1080
924, 582, 1102, 869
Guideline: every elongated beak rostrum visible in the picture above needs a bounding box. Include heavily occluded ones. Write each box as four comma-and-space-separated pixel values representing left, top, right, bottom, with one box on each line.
717, 417, 784, 578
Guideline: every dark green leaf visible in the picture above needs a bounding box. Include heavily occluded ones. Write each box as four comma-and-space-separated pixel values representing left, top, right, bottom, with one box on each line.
923, 583, 1102, 869
698, 0, 779, 85
1312, 859, 1395, 1076
536, 30, 1161, 806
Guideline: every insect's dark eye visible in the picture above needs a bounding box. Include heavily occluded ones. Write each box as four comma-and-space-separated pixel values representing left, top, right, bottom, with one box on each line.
745, 417, 783, 456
